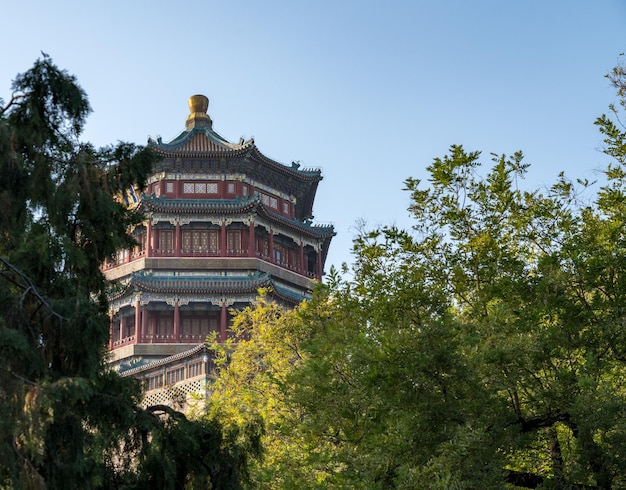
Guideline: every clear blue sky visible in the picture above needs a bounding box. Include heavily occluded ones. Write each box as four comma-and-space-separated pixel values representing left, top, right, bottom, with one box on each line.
2, 1, 625, 270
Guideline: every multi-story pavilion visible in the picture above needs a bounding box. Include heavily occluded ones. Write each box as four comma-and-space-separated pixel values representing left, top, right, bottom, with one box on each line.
104, 95, 334, 382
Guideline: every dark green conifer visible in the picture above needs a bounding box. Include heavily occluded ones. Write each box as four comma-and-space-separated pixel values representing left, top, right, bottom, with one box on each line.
0, 55, 248, 489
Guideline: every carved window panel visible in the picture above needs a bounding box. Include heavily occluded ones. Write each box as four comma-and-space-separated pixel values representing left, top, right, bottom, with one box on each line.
166, 367, 185, 385
192, 232, 202, 251
147, 374, 163, 391
182, 317, 210, 338
182, 230, 218, 253
274, 244, 285, 265
182, 318, 192, 337
157, 317, 172, 337
256, 237, 269, 258
182, 232, 192, 252
288, 249, 300, 269
158, 230, 173, 252
209, 230, 218, 251
227, 230, 241, 253
188, 361, 203, 378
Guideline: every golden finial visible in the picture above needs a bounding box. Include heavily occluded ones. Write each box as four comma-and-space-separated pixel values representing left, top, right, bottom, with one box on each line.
186, 94, 212, 130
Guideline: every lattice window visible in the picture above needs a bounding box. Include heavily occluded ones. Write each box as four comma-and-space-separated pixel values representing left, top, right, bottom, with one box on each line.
182, 319, 191, 337
166, 182, 174, 193
209, 230, 218, 252
157, 317, 172, 337
261, 194, 270, 206
269, 197, 278, 209
117, 249, 128, 264
257, 237, 269, 258
183, 182, 194, 193
274, 246, 284, 265
195, 183, 207, 193
188, 361, 204, 378
283, 201, 289, 214
182, 317, 210, 338
207, 182, 218, 193
147, 374, 163, 391
158, 230, 173, 252
289, 249, 300, 269
182, 230, 218, 253
192, 232, 202, 251
227, 231, 241, 253
166, 367, 185, 385
227, 182, 235, 194
182, 232, 191, 252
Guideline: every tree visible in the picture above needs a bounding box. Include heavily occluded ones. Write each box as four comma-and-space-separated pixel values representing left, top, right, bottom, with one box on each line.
0, 55, 246, 489
207, 292, 337, 489
210, 57, 626, 488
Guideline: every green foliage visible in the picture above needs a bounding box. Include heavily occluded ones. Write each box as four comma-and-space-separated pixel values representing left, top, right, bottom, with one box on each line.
208, 293, 334, 489
210, 57, 626, 489
0, 55, 244, 489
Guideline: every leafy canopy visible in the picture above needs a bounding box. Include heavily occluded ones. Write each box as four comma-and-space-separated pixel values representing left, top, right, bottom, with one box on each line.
209, 57, 626, 489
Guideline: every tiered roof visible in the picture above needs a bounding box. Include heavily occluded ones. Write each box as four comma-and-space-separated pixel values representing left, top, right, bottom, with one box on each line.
140, 194, 335, 241
148, 95, 323, 220
110, 271, 309, 306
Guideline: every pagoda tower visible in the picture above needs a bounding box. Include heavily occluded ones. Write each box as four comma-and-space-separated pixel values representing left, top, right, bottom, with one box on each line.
104, 95, 334, 381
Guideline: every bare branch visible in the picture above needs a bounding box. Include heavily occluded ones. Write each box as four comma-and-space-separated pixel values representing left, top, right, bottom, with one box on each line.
0, 258, 67, 321
0, 91, 28, 115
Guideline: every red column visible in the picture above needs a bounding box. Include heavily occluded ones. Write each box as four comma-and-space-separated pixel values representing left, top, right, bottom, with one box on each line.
269, 231, 275, 264
220, 303, 227, 342
299, 243, 305, 275
145, 221, 152, 257
142, 307, 149, 343
248, 222, 255, 257
135, 299, 142, 343
173, 300, 180, 342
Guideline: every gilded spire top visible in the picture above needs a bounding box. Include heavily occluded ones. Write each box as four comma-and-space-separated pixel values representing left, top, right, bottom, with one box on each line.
186, 94, 212, 130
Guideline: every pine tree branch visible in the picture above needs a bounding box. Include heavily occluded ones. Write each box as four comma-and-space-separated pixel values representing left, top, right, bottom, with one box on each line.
0, 91, 28, 115
145, 404, 188, 421
0, 257, 67, 321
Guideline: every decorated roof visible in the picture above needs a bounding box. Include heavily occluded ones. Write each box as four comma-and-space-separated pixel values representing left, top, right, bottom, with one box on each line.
140, 194, 335, 240
147, 95, 323, 220
124, 270, 272, 296
109, 270, 310, 306
140, 194, 259, 214
119, 343, 208, 376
